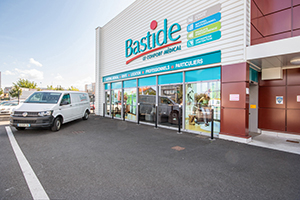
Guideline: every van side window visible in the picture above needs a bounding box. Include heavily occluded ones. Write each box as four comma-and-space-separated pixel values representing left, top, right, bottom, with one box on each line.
61, 94, 71, 104
160, 97, 172, 105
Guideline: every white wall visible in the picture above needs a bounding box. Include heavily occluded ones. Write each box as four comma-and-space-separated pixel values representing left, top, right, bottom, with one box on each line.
96, 0, 250, 115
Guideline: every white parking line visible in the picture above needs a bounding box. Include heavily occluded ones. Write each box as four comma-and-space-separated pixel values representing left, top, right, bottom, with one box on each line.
5, 126, 49, 200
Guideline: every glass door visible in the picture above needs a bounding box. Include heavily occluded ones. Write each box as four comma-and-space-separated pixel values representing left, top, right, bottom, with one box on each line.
158, 84, 183, 127
111, 89, 122, 118
138, 86, 157, 123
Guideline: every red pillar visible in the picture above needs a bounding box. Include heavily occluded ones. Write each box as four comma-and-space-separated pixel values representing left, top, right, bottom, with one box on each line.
220, 62, 250, 138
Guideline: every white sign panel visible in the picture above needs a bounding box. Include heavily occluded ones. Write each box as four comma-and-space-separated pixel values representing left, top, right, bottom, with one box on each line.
297, 95, 300, 102
230, 94, 240, 101
276, 96, 283, 104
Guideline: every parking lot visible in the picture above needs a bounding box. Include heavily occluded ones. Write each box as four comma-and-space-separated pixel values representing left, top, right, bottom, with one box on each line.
1, 114, 300, 200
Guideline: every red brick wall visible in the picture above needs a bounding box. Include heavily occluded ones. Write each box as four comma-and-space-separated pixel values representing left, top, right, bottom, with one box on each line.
220, 63, 250, 138
251, 0, 300, 45
258, 68, 300, 134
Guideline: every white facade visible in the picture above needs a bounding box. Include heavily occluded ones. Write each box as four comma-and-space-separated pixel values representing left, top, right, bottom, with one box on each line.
95, 0, 250, 115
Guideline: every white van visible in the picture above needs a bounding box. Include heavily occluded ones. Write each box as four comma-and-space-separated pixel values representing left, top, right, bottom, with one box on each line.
10, 91, 90, 131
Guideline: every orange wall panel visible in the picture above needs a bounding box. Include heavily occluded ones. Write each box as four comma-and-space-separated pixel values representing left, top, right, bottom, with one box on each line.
287, 68, 300, 85
222, 63, 249, 83
221, 108, 249, 137
252, 9, 291, 36
293, 6, 300, 29
254, 0, 291, 15
287, 86, 300, 109
259, 86, 286, 109
251, 0, 299, 45
287, 110, 300, 133
222, 82, 248, 109
258, 108, 286, 131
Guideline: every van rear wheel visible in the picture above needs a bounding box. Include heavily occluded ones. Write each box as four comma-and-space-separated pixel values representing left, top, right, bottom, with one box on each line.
82, 111, 89, 120
51, 117, 62, 132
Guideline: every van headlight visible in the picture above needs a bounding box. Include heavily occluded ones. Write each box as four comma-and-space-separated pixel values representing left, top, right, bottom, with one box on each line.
38, 110, 53, 116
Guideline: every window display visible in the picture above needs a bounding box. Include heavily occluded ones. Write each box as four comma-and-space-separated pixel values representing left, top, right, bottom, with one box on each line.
185, 81, 220, 134
124, 88, 137, 121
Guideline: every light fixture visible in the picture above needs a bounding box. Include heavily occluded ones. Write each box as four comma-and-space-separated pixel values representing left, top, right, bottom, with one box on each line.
290, 56, 300, 65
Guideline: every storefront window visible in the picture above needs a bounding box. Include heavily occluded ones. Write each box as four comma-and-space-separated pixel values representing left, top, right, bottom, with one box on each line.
185, 81, 220, 134
124, 88, 137, 121
105, 90, 110, 115
138, 86, 157, 123
158, 85, 183, 127
111, 82, 122, 118
105, 83, 111, 116
111, 89, 122, 118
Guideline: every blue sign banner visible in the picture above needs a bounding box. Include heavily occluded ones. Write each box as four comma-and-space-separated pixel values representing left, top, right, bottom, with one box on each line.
187, 12, 221, 32
103, 50, 221, 83
187, 31, 221, 48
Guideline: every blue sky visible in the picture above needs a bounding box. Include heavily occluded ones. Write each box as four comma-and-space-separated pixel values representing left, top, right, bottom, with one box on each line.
0, 0, 135, 90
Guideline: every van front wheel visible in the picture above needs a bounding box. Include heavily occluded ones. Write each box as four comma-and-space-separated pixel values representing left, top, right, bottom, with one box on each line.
82, 111, 89, 120
51, 117, 62, 132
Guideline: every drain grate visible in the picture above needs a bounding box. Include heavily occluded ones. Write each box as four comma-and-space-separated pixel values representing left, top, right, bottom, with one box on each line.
286, 140, 299, 144
171, 146, 185, 151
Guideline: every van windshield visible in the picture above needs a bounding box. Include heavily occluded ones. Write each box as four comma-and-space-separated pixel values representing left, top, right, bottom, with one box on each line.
24, 92, 62, 104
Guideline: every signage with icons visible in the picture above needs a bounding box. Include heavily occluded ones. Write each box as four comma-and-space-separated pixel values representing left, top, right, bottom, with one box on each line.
186, 3, 222, 48
103, 50, 221, 82
187, 31, 221, 47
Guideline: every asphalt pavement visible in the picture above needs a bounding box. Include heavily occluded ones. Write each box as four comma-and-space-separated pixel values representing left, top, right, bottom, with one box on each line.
1, 114, 300, 200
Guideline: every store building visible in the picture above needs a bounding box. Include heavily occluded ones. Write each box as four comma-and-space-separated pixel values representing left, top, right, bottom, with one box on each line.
95, 0, 300, 142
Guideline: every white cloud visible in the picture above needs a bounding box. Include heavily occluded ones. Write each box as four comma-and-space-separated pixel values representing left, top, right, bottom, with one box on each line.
72, 76, 93, 91
29, 58, 42, 67
55, 73, 64, 81
15, 68, 44, 80
3, 70, 15, 75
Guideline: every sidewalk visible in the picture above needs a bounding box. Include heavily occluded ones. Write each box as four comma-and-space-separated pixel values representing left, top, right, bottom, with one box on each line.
249, 131, 300, 155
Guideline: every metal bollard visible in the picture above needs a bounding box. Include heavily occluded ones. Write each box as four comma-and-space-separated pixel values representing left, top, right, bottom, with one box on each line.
137, 103, 140, 125
155, 104, 158, 129
123, 103, 125, 121
177, 105, 181, 134
210, 108, 214, 140
103, 103, 105, 117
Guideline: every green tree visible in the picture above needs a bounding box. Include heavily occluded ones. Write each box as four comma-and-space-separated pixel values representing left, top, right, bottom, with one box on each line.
16, 79, 37, 89
68, 86, 79, 91
0, 88, 3, 96
9, 83, 22, 98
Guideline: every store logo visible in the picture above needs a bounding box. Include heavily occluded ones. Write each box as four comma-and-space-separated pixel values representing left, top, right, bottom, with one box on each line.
125, 19, 182, 64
